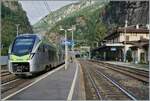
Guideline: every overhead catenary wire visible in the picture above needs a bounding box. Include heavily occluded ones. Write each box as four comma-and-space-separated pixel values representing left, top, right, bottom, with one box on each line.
34, 1, 43, 17
44, 0, 52, 14
30, 1, 49, 25
42, 0, 53, 25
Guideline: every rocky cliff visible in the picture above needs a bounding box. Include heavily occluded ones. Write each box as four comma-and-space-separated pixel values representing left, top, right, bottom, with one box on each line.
101, 1, 149, 29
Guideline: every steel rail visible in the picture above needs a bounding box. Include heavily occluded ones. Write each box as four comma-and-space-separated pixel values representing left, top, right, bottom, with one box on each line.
92, 61, 149, 83
1, 72, 11, 77
102, 62, 149, 77
86, 67, 102, 100
95, 69, 137, 101
92, 60, 149, 77
1, 79, 20, 86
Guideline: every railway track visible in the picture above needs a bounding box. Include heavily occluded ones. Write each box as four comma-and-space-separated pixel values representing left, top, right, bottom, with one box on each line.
1, 70, 9, 74
1, 71, 23, 94
1, 70, 17, 84
1, 78, 24, 93
90, 60, 149, 100
91, 60, 149, 83
1, 71, 11, 77
0, 70, 30, 94
85, 66, 102, 100
94, 69, 137, 100
81, 60, 136, 100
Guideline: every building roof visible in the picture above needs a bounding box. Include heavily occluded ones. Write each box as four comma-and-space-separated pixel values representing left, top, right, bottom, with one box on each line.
92, 44, 124, 51
117, 27, 149, 33
104, 26, 149, 40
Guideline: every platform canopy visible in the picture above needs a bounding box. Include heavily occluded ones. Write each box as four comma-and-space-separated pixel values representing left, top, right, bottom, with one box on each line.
92, 43, 124, 52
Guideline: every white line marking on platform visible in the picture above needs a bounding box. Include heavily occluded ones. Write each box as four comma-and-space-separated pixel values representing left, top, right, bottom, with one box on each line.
67, 60, 79, 101
1, 79, 20, 86
2, 65, 64, 101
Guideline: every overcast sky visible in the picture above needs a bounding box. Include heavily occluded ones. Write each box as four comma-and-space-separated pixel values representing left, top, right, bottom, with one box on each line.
19, 0, 78, 25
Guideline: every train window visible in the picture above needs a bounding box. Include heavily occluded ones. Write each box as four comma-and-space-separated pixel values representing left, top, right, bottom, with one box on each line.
12, 37, 35, 55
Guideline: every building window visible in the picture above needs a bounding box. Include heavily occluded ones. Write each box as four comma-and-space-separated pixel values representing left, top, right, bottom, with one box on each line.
140, 36, 143, 40
126, 36, 129, 41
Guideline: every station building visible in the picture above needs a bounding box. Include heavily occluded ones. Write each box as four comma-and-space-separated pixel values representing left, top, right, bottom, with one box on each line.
93, 25, 149, 64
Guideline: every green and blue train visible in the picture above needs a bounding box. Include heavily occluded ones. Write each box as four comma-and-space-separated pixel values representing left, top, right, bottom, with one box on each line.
8, 34, 64, 76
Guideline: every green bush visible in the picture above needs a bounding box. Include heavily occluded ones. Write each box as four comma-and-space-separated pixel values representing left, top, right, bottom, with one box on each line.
1, 47, 8, 55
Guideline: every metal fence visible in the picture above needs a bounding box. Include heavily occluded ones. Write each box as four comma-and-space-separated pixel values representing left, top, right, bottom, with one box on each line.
0, 56, 8, 65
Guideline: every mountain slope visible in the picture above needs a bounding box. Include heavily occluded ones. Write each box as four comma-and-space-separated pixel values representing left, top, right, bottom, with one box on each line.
33, 1, 107, 48
33, 0, 107, 34
33, 1, 149, 49
1, 1, 33, 55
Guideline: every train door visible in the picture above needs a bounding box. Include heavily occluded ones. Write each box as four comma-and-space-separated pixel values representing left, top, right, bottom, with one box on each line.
37, 44, 44, 68
44, 45, 49, 64
48, 48, 52, 66
42, 45, 46, 65
48, 49, 51, 63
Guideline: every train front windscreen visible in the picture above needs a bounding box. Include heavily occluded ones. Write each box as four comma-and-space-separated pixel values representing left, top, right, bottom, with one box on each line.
11, 36, 35, 56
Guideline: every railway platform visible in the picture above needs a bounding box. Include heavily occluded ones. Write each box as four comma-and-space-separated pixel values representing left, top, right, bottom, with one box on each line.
2, 60, 84, 100
104, 61, 149, 71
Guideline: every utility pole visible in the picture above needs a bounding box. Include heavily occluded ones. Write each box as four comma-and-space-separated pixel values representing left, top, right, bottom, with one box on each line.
15, 24, 20, 36
124, 20, 128, 62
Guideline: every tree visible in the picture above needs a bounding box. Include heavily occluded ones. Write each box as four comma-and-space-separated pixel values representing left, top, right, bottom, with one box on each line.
1, 1, 33, 55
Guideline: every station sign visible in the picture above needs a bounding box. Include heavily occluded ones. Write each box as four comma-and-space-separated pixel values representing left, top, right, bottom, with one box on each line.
110, 47, 116, 51
61, 40, 75, 45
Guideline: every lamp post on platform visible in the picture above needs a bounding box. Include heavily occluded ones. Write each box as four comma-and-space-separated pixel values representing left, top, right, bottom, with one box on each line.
67, 25, 76, 53
60, 26, 68, 70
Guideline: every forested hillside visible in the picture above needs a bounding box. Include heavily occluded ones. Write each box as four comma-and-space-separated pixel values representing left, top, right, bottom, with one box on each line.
33, 1, 106, 34
1, 1, 33, 55
34, 1, 107, 48
49, 2, 107, 48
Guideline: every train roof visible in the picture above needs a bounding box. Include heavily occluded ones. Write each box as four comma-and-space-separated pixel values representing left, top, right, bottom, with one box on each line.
17, 33, 43, 40
17, 33, 61, 50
